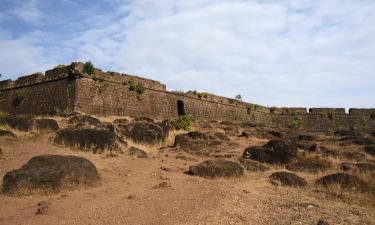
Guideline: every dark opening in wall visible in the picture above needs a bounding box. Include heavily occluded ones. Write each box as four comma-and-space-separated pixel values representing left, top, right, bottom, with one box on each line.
177, 100, 186, 116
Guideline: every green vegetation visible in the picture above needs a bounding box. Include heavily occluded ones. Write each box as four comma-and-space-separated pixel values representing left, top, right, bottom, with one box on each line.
83, 61, 95, 75
289, 115, 302, 129
270, 107, 277, 113
171, 115, 193, 131
92, 76, 104, 82
235, 94, 242, 101
12, 90, 26, 107
128, 79, 145, 100
370, 113, 375, 120
193, 91, 208, 99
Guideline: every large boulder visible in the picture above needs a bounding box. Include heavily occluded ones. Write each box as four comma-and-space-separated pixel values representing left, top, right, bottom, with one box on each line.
316, 173, 369, 192
0, 129, 17, 138
0, 115, 34, 131
118, 121, 169, 145
243, 140, 297, 164
269, 172, 307, 187
34, 119, 59, 131
2, 155, 100, 195
54, 128, 122, 153
188, 159, 244, 179
175, 131, 233, 156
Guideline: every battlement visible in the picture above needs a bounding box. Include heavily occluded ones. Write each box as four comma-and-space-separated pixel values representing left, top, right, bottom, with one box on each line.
0, 62, 374, 132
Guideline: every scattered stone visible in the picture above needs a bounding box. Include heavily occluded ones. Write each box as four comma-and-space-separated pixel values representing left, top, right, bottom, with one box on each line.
34, 119, 59, 131
118, 121, 169, 145
2, 155, 100, 195
239, 158, 269, 172
240, 130, 252, 138
175, 131, 233, 156
316, 173, 369, 192
298, 134, 316, 141
223, 126, 241, 136
0, 115, 33, 131
364, 145, 375, 156
128, 147, 148, 158
153, 181, 170, 189
54, 128, 121, 153
340, 162, 354, 171
0, 129, 17, 138
317, 219, 330, 225
266, 130, 284, 138
113, 118, 129, 125
133, 117, 154, 122
188, 159, 244, 179
335, 130, 356, 137
35, 203, 50, 215
269, 172, 307, 187
356, 163, 375, 173
243, 140, 297, 164
127, 194, 137, 200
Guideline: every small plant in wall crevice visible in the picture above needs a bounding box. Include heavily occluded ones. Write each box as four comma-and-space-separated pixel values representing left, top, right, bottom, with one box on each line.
128, 79, 145, 101
83, 61, 94, 75
12, 90, 26, 107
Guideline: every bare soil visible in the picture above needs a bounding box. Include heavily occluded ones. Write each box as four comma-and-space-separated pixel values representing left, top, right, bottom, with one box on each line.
0, 118, 374, 225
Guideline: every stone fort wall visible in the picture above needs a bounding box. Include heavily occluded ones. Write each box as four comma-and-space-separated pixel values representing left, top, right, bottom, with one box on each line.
0, 62, 374, 132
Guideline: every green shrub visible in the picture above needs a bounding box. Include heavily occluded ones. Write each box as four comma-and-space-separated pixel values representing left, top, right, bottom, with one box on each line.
92, 76, 104, 82
12, 90, 26, 107
128, 79, 145, 100
171, 115, 192, 131
289, 116, 302, 129
83, 61, 94, 75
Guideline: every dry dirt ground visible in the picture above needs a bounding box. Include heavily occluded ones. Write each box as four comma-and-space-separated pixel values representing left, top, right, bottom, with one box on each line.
0, 120, 374, 225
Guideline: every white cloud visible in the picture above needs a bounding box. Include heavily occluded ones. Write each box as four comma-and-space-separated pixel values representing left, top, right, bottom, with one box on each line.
11, 0, 42, 25
1, 0, 375, 108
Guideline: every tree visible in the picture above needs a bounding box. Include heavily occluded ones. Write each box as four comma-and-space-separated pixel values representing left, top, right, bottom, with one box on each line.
235, 94, 242, 101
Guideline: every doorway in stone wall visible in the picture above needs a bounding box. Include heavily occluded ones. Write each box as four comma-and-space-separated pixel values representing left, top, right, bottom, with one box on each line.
177, 100, 186, 116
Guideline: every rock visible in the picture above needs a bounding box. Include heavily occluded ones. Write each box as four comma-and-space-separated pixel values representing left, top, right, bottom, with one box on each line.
118, 121, 169, 145
240, 130, 252, 138
316, 173, 369, 192
54, 128, 121, 153
317, 219, 330, 225
266, 130, 284, 138
269, 172, 307, 187
113, 118, 129, 125
335, 130, 356, 137
188, 159, 244, 179
175, 131, 232, 156
340, 136, 374, 146
134, 117, 154, 122
0, 115, 34, 131
356, 163, 375, 173
0, 129, 17, 138
224, 127, 241, 136
127, 194, 137, 199
153, 181, 170, 189
68, 115, 102, 128
298, 134, 316, 141
364, 145, 375, 155
340, 162, 354, 171
239, 158, 269, 172
34, 119, 59, 131
243, 140, 297, 164
128, 147, 148, 158
36, 202, 50, 215
2, 155, 100, 195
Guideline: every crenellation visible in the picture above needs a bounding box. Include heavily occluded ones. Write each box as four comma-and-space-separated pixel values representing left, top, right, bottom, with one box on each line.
1, 62, 374, 132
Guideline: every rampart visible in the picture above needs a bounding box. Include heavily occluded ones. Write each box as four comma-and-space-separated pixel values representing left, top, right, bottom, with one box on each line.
1, 62, 374, 132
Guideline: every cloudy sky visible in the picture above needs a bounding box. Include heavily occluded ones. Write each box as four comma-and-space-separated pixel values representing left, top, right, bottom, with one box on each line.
0, 0, 374, 108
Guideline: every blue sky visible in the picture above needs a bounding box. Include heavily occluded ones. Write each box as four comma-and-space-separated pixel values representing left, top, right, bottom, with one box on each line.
0, 0, 374, 108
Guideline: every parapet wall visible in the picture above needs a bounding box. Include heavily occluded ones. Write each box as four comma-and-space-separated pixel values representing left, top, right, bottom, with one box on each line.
0, 62, 374, 132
